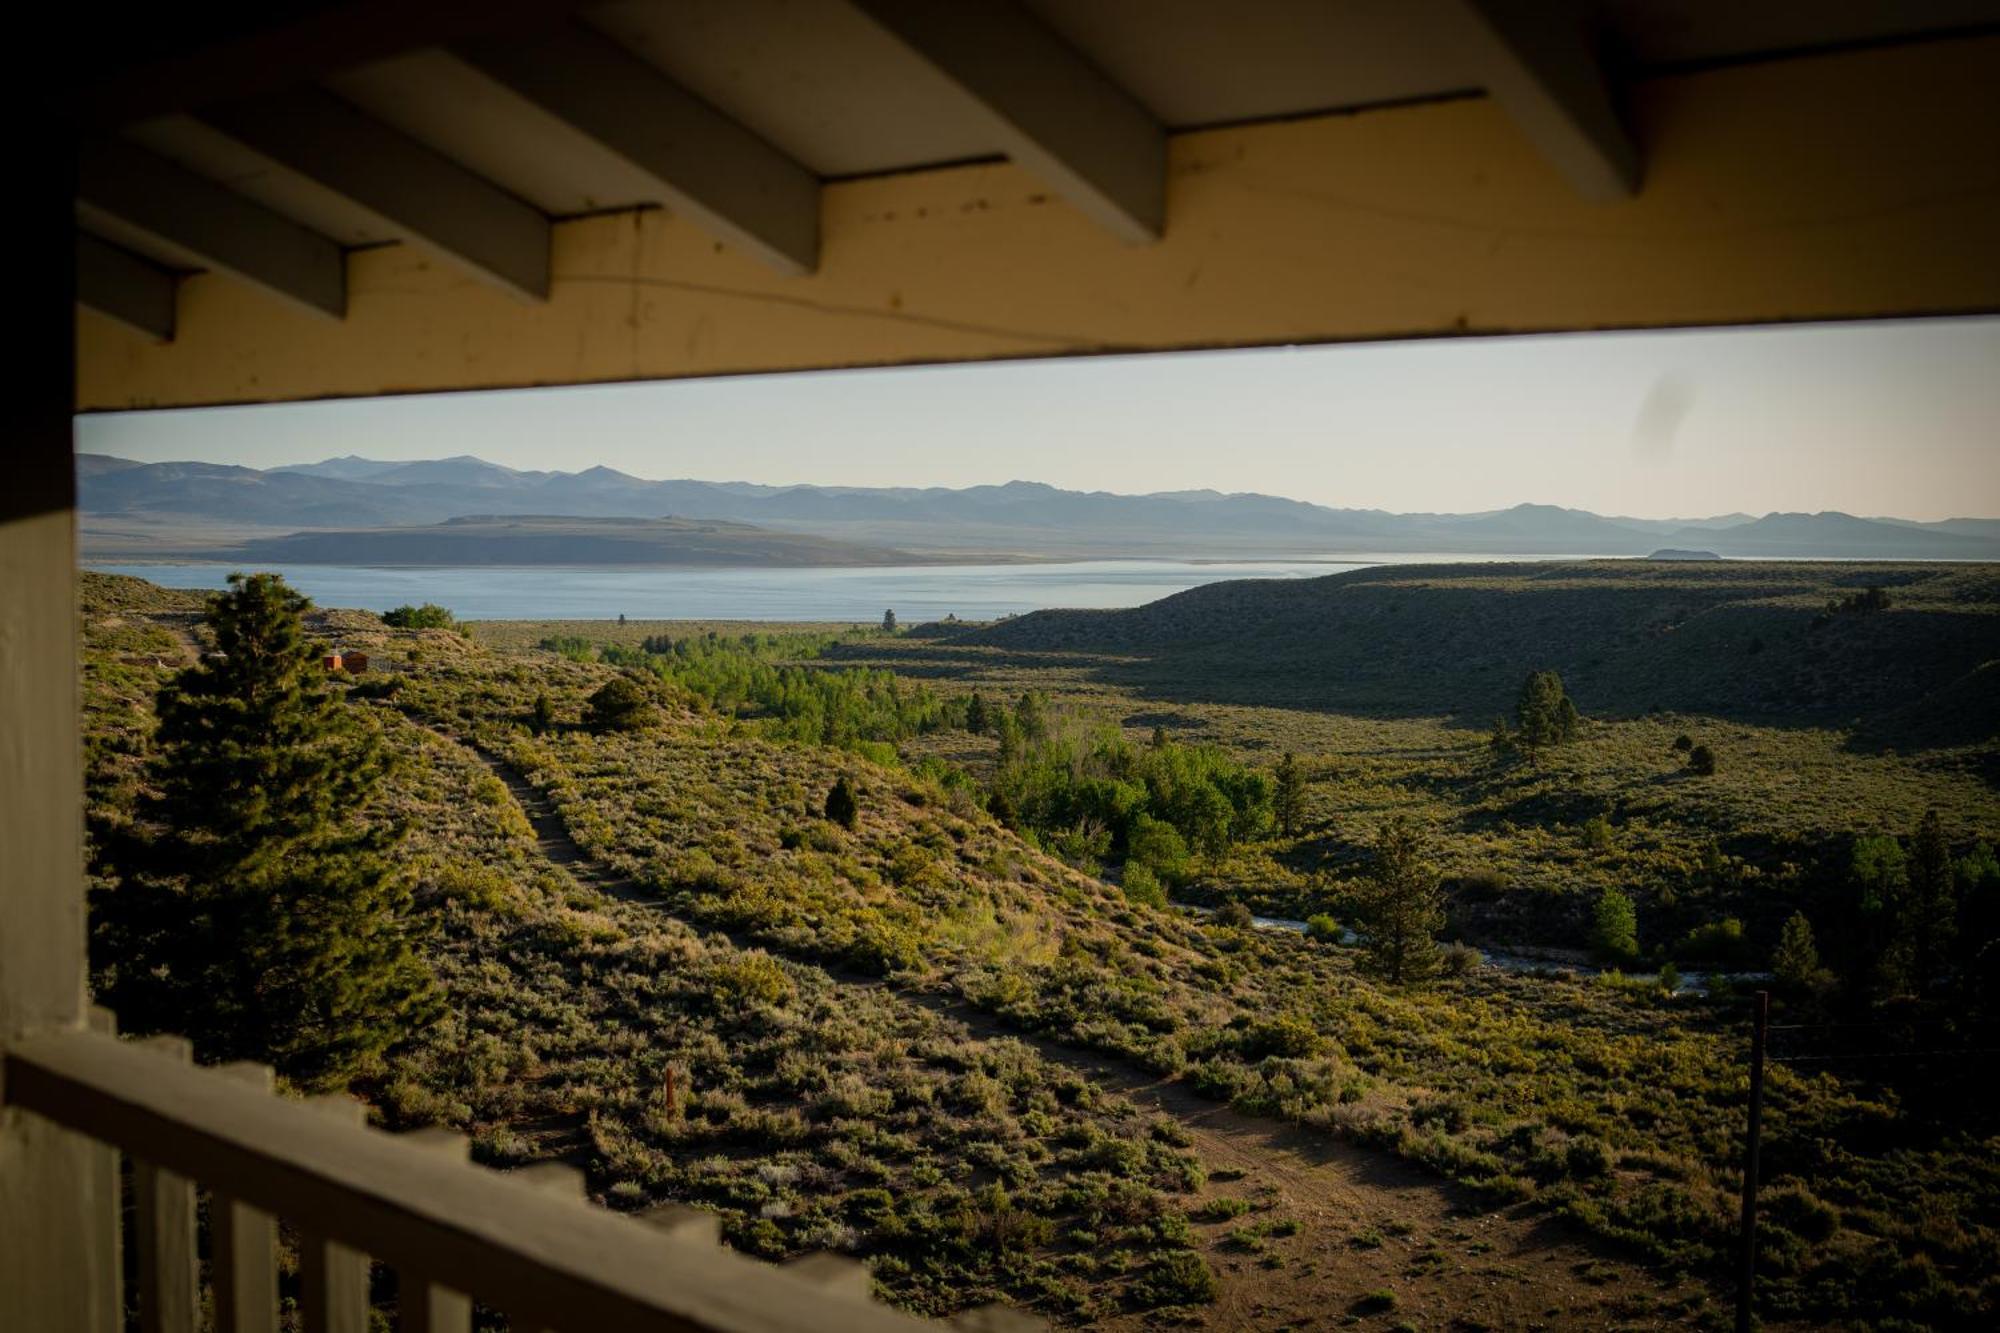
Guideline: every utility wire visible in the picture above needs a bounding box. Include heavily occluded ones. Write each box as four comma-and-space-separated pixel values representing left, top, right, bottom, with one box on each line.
1771, 1046, 2000, 1064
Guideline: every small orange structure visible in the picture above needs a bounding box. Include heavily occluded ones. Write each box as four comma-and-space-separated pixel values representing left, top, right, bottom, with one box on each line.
323, 653, 343, 672
342, 651, 369, 674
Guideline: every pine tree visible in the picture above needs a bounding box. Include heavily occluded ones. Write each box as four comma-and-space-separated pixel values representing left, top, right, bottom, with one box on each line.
1773, 912, 1828, 996
825, 775, 859, 829
1902, 809, 1957, 991
1014, 691, 1049, 743
1515, 670, 1579, 759
529, 691, 554, 736
881, 608, 898, 633
1273, 751, 1307, 838
965, 691, 989, 735
1356, 817, 1444, 984
103, 573, 438, 1089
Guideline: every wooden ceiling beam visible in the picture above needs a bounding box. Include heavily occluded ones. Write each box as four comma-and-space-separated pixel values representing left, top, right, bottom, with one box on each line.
1448, 0, 1640, 200
75, 136, 344, 319
456, 23, 820, 275
75, 232, 178, 340
197, 89, 551, 301
846, 0, 1165, 243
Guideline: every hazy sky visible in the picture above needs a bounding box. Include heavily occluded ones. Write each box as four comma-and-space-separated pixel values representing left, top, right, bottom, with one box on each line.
76, 315, 1999, 521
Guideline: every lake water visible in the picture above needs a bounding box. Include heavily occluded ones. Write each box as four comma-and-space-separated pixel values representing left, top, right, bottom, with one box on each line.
90, 558, 1376, 621
87, 552, 1596, 621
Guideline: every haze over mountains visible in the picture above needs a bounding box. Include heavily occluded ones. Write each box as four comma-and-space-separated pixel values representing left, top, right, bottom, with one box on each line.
78, 453, 2000, 563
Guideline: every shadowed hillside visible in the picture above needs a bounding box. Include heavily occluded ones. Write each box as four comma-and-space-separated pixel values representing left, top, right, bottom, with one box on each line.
948, 561, 2000, 734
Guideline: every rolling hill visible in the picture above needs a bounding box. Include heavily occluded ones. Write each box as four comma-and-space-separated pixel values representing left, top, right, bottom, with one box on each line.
223, 515, 926, 567
943, 560, 2000, 732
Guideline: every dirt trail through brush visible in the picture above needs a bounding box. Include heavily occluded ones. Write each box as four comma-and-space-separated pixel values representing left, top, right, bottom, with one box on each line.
467, 740, 1709, 1330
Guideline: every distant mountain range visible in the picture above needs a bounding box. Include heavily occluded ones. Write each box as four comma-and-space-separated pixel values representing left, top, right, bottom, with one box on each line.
77, 453, 2000, 563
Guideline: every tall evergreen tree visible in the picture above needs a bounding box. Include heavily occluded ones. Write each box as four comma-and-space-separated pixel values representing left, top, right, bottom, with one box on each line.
965, 691, 989, 736
1900, 809, 1957, 992
1773, 912, 1830, 997
1514, 670, 1579, 759
881, 608, 898, 633
1014, 691, 1050, 743
1273, 752, 1307, 838
1356, 817, 1445, 984
825, 775, 860, 829
101, 573, 438, 1089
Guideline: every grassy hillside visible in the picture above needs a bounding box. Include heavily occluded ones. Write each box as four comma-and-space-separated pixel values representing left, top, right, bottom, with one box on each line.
80, 571, 2000, 1329
948, 561, 2000, 735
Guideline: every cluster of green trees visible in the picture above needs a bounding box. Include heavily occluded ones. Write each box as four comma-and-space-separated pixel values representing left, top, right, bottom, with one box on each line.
94, 574, 439, 1090
605, 633, 961, 749
984, 711, 1274, 879
1801, 810, 2000, 1010
381, 602, 458, 630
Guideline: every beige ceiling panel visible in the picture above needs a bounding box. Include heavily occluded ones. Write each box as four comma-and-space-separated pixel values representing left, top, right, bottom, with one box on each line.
584, 0, 996, 176
324, 49, 668, 218
121, 115, 398, 246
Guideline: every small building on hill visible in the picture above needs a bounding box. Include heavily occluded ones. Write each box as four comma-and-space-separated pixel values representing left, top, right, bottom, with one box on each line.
323, 652, 343, 672
342, 651, 369, 674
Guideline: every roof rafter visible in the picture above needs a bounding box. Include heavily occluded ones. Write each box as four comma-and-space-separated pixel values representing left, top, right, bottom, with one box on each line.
455, 23, 820, 275
846, 0, 1165, 243
1448, 0, 1640, 200
197, 88, 551, 301
80, 1, 595, 128
75, 232, 178, 340
75, 137, 344, 319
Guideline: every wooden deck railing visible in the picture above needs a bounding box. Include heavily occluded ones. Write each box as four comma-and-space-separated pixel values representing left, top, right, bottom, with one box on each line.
2, 1014, 1036, 1333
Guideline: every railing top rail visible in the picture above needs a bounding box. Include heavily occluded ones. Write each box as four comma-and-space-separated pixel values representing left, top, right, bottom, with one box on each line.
3, 1029, 934, 1333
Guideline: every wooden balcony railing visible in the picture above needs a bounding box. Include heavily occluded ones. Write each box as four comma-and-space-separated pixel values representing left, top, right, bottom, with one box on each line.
2, 1012, 1036, 1333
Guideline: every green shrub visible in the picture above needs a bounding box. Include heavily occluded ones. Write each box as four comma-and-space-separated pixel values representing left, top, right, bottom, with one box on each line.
1122, 863, 1167, 908
1305, 913, 1342, 942
1440, 941, 1479, 976
585, 677, 653, 733
1565, 1136, 1613, 1179
1238, 1013, 1322, 1059
382, 603, 457, 630
1686, 744, 1716, 776
1132, 1251, 1219, 1307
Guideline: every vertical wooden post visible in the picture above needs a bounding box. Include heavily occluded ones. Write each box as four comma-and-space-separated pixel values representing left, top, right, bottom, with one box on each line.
1737, 988, 1769, 1333
133, 1038, 199, 1333
397, 1128, 472, 1333
212, 1063, 280, 1333
300, 1096, 371, 1333
0, 107, 112, 1333
83, 1008, 127, 1330
515, 1165, 586, 1333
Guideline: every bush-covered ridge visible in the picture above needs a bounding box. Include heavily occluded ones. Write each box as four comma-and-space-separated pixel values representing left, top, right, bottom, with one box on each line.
386, 641, 1995, 1328
939, 560, 2000, 731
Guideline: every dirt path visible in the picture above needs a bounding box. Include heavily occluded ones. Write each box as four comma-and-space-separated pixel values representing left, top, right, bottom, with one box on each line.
468, 741, 1711, 1329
